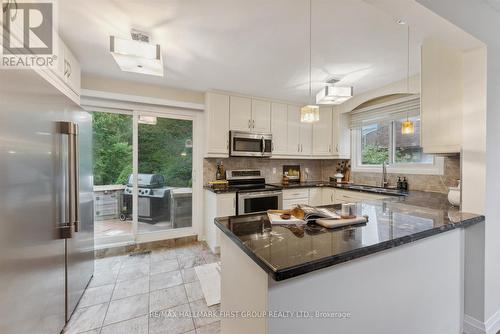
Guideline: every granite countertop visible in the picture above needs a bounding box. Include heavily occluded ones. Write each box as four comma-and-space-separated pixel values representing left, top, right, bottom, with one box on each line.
205, 180, 409, 196
215, 192, 484, 281
270, 181, 408, 196
203, 185, 238, 194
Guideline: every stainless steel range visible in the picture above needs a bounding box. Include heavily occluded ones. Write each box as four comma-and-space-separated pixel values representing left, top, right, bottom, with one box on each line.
226, 170, 282, 215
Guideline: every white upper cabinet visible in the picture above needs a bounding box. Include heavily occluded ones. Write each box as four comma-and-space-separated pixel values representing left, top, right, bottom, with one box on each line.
313, 107, 333, 156
229, 96, 271, 133
271, 102, 288, 155
61, 43, 81, 96
252, 99, 271, 132
205, 91, 351, 158
421, 39, 463, 154
299, 121, 313, 155
230, 96, 252, 131
287, 105, 301, 155
205, 92, 230, 157
286, 105, 312, 156
332, 109, 351, 158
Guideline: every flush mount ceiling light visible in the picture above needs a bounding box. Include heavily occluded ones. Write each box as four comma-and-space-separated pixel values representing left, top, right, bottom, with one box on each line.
110, 31, 163, 77
138, 115, 157, 125
300, 0, 319, 123
316, 78, 354, 105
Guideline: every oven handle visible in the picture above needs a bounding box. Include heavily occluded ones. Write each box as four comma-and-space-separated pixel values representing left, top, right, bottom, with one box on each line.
239, 190, 283, 199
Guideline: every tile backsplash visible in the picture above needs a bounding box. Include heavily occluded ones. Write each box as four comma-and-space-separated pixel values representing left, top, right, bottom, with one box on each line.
204, 158, 344, 184
350, 155, 460, 193
204, 155, 460, 194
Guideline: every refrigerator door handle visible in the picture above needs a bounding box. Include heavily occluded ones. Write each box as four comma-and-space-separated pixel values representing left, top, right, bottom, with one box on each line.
58, 121, 79, 238
73, 123, 80, 232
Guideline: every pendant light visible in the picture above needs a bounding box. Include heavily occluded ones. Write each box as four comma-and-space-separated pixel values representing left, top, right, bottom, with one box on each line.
401, 24, 415, 135
300, 0, 319, 123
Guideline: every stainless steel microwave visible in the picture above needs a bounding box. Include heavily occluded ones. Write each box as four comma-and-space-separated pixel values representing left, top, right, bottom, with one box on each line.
229, 131, 273, 157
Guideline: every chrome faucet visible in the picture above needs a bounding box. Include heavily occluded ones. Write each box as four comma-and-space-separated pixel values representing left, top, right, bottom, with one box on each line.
381, 160, 389, 188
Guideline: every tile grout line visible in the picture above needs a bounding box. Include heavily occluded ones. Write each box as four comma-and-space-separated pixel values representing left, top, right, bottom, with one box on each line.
179, 247, 198, 333
148, 252, 151, 334
98, 256, 123, 333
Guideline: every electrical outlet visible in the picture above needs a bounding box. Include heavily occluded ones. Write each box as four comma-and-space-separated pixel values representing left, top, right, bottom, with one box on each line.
272, 168, 277, 174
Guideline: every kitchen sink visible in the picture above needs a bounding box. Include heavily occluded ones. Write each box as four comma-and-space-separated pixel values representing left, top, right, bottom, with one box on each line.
344, 184, 405, 196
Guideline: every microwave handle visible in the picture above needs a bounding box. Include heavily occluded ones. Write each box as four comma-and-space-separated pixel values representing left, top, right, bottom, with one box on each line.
261, 136, 265, 155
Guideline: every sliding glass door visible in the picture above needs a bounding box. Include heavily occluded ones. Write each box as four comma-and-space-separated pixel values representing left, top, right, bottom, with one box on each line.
92, 111, 134, 247
136, 113, 193, 235
91, 108, 198, 248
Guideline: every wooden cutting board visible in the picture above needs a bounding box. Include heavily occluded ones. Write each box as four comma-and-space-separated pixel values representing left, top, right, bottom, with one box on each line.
315, 216, 368, 229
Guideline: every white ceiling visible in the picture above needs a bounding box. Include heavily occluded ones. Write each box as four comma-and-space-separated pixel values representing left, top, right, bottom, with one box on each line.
59, 0, 483, 103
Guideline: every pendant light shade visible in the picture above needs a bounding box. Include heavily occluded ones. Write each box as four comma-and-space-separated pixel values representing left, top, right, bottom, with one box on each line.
300, 105, 320, 123
401, 119, 414, 134
300, 0, 319, 123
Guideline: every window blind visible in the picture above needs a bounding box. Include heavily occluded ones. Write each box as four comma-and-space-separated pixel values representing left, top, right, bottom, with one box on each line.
350, 95, 420, 129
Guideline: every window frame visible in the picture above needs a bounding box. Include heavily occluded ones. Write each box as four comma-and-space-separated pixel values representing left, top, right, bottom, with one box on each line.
351, 120, 444, 175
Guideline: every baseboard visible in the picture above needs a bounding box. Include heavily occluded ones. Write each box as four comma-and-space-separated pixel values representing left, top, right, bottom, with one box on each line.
464, 310, 500, 334
485, 309, 500, 334
464, 315, 487, 334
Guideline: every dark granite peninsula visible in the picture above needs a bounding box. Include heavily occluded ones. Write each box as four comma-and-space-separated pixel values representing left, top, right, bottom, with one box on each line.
215, 192, 483, 280
216, 191, 484, 334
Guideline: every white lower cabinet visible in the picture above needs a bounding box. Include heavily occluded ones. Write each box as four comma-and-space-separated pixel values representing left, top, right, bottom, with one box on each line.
322, 188, 336, 205
282, 188, 310, 209
282, 187, 390, 209
334, 189, 388, 203
205, 190, 236, 254
309, 188, 323, 206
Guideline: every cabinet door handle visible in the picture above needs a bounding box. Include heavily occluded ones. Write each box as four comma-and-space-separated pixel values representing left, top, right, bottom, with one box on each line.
227, 139, 229, 150
297, 144, 300, 152
248, 119, 251, 129
252, 119, 255, 129
336, 144, 339, 152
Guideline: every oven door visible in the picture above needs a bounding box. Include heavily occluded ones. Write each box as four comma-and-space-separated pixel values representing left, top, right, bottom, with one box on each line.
238, 191, 283, 215
230, 131, 273, 157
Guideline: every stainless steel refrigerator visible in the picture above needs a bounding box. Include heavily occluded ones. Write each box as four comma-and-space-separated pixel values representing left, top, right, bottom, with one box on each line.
0, 69, 94, 334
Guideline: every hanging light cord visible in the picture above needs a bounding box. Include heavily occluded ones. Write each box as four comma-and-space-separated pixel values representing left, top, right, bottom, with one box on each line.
308, 0, 312, 104
406, 24, 410, 121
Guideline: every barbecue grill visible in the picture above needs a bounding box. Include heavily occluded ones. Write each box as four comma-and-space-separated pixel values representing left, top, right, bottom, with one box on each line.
121, 174, 172, 223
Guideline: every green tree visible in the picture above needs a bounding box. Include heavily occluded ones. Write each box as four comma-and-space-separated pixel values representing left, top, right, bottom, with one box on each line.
93, 113, 193, 188
361, 144, 389, 165
93, 113, 133, 185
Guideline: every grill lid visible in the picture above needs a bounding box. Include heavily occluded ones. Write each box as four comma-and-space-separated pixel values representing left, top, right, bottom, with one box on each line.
127, 174, 165, 188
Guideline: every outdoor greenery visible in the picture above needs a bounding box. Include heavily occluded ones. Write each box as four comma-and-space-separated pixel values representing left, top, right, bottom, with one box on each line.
93, 113, 193, 187
138, 118, 193, 187
93, 113, 133, 186
361, 144, 389, 165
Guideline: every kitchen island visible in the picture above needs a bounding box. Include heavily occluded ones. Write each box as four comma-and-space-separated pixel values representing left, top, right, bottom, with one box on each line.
215, 192, 484, 334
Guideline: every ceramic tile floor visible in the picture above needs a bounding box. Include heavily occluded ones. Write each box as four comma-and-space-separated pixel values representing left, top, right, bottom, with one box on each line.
64, 242, 221, 334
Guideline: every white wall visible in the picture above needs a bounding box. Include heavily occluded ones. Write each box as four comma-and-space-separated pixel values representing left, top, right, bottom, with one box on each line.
336, 75, 420, 113
82, 74, 205, 105
462, 47, 487, 215
416, 0, 500, 331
